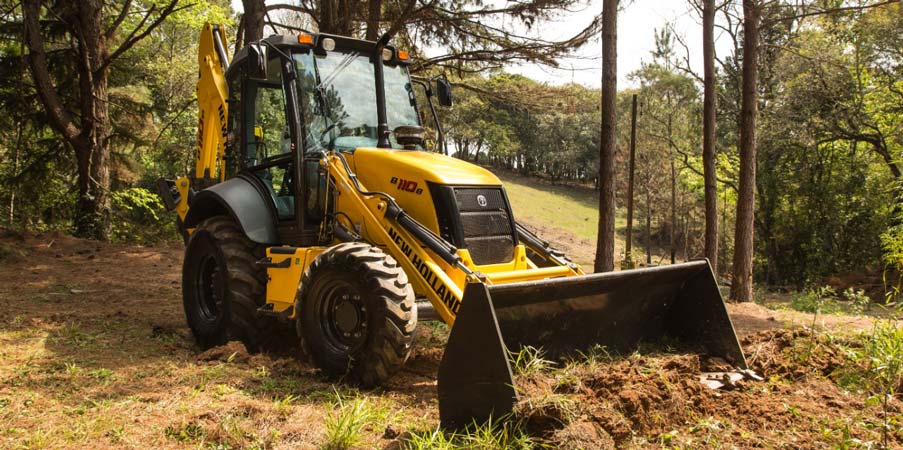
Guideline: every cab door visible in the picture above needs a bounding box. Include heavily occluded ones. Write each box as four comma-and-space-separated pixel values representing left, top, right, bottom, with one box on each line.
239, 52, 316, 245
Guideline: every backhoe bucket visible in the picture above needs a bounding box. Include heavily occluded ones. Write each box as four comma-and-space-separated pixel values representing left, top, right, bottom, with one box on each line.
437, 260, 745, 428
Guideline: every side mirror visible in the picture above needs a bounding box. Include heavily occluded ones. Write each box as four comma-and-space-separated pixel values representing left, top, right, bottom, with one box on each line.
436, 78, 453, 107
248, 43, 268, 79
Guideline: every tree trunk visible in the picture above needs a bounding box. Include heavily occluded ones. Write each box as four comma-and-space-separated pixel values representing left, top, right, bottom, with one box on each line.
78, 2, 112, 240
720, 186, 728, 275
668, 114, 676, 265
670, 158, 677, 264
730, 0, 760, 302
319, 0, 354, 36
24, 0, 175, 240
9, 135, 20, 226
366, 0, 382, 40
73, 72, 112, 240
625, 94, 638, 268
702, 0, 719, 273
595, 0, 618, 273
24, 0, 112, 239
646, 183, 652, 265
241, 0, 266, 46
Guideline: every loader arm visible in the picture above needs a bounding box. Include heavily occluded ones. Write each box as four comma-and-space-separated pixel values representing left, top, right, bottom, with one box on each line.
323, 150, 581, 325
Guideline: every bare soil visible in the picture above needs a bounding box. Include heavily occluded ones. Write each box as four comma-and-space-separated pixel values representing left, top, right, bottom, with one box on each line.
515, 328, 901, 448
0, 231, 899, 449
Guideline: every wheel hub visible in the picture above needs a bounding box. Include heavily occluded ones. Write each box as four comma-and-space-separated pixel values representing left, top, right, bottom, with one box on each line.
197, 254, 221, 321
323, 287, 367, 349
334, 296, 362, 334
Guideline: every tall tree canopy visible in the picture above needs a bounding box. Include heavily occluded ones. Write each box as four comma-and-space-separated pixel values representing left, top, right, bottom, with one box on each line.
21, 0, 180, 239
238, 0, 603, 73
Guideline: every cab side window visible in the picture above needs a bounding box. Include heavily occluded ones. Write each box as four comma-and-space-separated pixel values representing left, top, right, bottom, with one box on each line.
248, 56, 295, 221
249, 57, 290, 164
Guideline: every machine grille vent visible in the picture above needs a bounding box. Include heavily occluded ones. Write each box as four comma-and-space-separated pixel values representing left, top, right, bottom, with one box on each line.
452, 187, 514, 265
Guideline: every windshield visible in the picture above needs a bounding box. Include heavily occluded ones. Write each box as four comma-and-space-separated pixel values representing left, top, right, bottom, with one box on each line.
294, 50, 421, 151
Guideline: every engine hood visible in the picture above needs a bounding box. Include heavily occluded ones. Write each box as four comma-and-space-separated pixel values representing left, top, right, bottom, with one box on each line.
344, 148, 506, 238
349, 148, 502, 187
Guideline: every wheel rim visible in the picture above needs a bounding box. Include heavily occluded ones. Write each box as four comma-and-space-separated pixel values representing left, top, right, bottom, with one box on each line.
318, 278, 368, 353
195, 254, 222, 321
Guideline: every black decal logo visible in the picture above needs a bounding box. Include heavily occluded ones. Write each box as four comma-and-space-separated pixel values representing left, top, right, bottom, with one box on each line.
390, 177, 423, 195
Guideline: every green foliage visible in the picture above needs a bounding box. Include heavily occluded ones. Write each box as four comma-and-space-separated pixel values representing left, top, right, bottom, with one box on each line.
110, 187, 177, 244
791, 286, 842, 314
753, 3, 901, 286
789, 286, 872, 315
164, 421, 206, 443
881, 223, 903, 302
845, 319, 903, 447
443, 73, 600, 183
842, 288, 872, 315
861, 322, 903, 398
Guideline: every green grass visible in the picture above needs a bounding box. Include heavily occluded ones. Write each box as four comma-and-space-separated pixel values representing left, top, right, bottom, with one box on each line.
321, 390, 385, 450
497, 170, 630, 264
403, 417, 536, 450
498, 171, 605, 242
510, 346, 553, 377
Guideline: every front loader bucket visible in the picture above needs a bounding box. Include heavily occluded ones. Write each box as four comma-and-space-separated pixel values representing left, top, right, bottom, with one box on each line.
437, 260, 745, 428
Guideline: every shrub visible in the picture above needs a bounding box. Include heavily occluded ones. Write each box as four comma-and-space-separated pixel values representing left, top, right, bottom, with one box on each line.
111, 187, 177, 244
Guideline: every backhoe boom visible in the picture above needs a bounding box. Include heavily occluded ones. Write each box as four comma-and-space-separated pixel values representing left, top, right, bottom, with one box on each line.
195, 23, 230, 183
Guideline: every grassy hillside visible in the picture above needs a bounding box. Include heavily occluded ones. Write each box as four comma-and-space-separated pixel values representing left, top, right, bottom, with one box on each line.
494, 170, 627, 266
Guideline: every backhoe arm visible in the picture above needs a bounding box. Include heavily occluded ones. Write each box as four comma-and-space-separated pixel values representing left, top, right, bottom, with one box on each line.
196, 23, 230, 183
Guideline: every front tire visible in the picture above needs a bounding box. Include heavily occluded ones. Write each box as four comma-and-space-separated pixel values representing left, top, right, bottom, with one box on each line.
297, 242, 417, 386
182, 216, 267, 350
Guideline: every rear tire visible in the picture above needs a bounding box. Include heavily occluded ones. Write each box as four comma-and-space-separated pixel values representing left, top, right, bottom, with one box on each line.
182, 216, 267, 350
297, 242, 417, 387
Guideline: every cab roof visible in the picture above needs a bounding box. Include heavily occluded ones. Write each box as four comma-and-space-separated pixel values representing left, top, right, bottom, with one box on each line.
226, 32, 406, 79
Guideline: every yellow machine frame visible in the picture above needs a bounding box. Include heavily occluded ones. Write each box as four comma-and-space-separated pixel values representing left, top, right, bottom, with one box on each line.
263, 152, 583, 325
187, 23, 583, 327
173, 23, 747, 429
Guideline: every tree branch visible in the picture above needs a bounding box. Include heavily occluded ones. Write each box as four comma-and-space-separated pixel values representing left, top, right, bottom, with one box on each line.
22, 0, 82, 144
99, 0, 184, 74
645, 129, 738, 191
765, 0, 900, 25
105, 0, 132, 39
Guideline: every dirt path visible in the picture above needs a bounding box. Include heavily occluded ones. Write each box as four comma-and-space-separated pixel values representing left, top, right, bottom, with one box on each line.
727, 301, 880, 336
0, 231, 898, 449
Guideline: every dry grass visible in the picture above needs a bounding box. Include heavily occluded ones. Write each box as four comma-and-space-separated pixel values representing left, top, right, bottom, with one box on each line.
0, 229, 896, 449
0, 232, 436, 449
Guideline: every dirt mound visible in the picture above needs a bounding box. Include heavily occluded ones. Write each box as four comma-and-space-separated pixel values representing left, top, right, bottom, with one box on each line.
196, 341, 251, 364
742, 329, 858, 381
551, 421, 614, 450
514, 330, 899, 449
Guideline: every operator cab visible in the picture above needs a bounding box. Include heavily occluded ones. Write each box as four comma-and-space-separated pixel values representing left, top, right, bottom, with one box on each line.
223, 33, 450, 246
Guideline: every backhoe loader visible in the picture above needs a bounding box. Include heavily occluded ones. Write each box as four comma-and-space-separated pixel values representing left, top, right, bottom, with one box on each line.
157, 24, 747, 428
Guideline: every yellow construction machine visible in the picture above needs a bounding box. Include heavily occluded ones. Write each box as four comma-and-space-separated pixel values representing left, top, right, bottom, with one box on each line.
157, 24, 746, 427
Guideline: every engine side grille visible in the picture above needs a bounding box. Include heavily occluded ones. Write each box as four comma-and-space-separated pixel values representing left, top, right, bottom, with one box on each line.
451, 187, 515, 265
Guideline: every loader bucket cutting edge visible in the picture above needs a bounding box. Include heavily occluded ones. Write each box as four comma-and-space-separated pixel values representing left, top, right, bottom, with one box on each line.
437, 259, 746, 429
